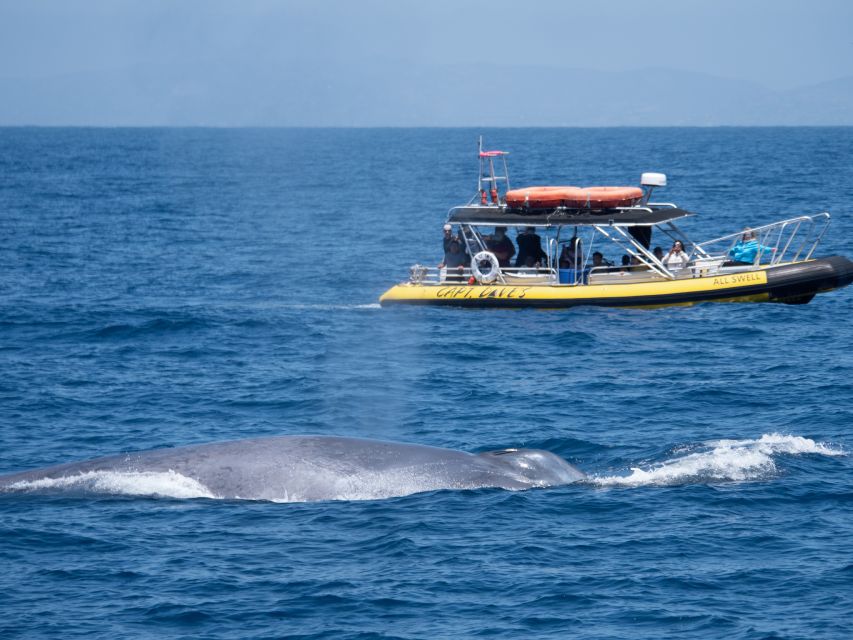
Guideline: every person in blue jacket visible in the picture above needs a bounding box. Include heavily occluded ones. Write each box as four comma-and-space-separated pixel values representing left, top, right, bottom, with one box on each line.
728, 228, 774, 265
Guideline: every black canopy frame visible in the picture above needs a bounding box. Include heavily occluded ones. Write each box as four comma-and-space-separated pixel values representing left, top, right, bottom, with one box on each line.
447, 205, 695, 227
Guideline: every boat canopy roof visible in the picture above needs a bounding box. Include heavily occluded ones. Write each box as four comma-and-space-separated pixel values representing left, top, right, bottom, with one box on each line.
447, 205, 695, 227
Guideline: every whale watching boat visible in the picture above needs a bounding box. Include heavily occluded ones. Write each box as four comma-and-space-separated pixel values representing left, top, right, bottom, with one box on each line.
379, 140, 853, 309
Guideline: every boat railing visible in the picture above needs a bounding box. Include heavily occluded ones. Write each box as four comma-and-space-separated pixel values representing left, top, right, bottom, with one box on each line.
409, 262, 678, 286
646, 202, 679, 209
408, 265, 558, 285
610, 202, 678, 214
586, 264, 681, 280
694, 213, 830, 267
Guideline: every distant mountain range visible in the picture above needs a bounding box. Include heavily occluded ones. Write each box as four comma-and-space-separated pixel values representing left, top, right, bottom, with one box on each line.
2, 62, 851, 126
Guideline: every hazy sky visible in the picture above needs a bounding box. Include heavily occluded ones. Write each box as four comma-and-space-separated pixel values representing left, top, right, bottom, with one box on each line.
2, 0, 851, 89
0, 0, 851, 125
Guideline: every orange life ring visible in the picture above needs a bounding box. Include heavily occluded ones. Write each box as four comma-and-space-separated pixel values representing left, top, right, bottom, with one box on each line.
505, 185, 643, 209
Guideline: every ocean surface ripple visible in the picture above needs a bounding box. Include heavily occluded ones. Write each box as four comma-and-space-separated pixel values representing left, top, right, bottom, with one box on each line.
1, 128, 852, 639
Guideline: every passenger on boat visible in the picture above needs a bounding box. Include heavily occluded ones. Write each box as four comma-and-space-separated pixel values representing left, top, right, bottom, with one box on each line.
487, 226, 516, 267
653, 246, 664, 261
439, 240, 468, 281
441, 240, 468, 267
620, 255, 630, 272
663, 240, 690, 269
443, 224, 454, 252
629, 255, 644, 271
515, 227, 547, 268
442, 224, 468, 256
559, 237, 582, 269
728, 228, 774, 265
519, 255, 542, 274
590, 252, 613, 270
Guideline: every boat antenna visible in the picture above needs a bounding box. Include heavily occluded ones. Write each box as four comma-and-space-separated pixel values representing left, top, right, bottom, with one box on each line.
477, 136, 483, 195
476, 137, 510, 206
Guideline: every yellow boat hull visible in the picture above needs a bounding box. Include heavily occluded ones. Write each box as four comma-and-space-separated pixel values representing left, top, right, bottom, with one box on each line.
380, 257, 853, 309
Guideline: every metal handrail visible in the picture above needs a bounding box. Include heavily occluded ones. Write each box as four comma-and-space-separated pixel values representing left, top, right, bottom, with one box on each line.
694, 213, 830, 267
408, 265, 557, 285
646, 202, 679, 209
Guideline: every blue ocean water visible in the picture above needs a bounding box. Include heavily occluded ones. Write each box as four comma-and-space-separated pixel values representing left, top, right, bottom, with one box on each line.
1, 127, 852, 639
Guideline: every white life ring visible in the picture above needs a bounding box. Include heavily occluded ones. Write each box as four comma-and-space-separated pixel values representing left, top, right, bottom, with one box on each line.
471, 251, 500, 283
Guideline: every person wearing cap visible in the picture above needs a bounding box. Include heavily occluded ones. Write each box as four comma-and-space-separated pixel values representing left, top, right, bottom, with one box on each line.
442, 224, 454, 253
442, 223, 468, 264
515, 226, 546, 268
486, 226, 516, 268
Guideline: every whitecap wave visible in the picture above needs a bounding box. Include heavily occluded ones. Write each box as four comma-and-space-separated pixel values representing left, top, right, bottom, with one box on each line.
6, 470, 216, 499
591, 433, 843, 488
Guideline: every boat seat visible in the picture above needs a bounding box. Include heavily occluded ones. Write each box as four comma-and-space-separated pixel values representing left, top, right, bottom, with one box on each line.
588, 270, 669, 285
690, 257, 725, 277
501, 272, 554, 285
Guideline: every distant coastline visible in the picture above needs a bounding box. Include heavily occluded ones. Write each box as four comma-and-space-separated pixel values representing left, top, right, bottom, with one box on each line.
2, 66, 851, 127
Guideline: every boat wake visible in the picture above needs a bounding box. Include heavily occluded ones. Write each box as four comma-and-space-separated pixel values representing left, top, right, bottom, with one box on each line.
280, 303, 381, 311
591, 433, 843, 488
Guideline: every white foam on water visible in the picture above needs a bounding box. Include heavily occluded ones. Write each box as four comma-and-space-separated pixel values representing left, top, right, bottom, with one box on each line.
591, 433, 844, 488
704, 433, 843, 456
279, 303, 381, 311
7, 470, 216, 499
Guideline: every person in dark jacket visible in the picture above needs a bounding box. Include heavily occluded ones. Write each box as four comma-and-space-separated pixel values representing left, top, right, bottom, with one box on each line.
442, 224, 454, 253
591, 251, 613, 269
486, 226, 516, 267
515, 227, 547, 268
439, 240, 468, 281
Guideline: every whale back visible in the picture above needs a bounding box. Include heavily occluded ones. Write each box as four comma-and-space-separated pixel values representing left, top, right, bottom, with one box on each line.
0, 436, 584, 502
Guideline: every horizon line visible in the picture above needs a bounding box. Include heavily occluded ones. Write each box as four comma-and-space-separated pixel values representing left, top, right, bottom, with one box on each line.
3, 124, 853, 130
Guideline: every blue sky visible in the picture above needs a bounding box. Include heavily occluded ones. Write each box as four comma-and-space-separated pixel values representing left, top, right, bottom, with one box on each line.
1, 0, 851, 125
